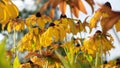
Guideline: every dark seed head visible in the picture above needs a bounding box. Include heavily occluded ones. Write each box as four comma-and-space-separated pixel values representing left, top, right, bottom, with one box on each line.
104, 2, 112, 9
16, 16, 19, 18
49, 23, 55, 27
96, 30, 102, 34
58, 42, 62, 45
35, 12, 41, 17
95, 30, 102, 37
73, 38, 76, 41
77, 20, 81, 24
104, 61, 108, 64
28, 60, 33, 64
116, 59, 120, 65
60, 14, 67, 18
77, 22, 80, 24
76, 44, 80, 47
35, 50, 39, 53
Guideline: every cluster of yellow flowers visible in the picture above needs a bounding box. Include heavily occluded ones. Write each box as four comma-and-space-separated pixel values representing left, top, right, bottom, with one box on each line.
19, 56, 62, 68
18, 14, 88, 51
1, 0, 120, 68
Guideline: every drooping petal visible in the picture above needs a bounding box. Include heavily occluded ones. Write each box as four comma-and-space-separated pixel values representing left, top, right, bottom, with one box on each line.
76, 0, 87, 14
115, 19, 120, 32
89, 11, 102, 28
50, 8, 55, 18
103, 15, 120, 34
59, 0, 67, 15
40, 1, 50, 14
72, 6, 79, 18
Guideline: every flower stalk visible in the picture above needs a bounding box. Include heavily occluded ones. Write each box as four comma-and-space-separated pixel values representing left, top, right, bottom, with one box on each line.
13, 28, 16, 56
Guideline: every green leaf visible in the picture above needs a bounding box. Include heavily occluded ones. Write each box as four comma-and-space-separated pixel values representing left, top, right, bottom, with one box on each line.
76, 60, 90, 68
13, 56, 20, 68
55, 50, 71, 68
85, 54, 93, 63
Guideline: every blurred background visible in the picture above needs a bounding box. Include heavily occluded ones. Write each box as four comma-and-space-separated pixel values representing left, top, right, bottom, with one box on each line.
0, 0, 120, 61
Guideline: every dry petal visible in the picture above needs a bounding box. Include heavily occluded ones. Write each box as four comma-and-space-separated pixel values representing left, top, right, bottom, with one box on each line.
72, 6, 79, 18
77, 0, 87, 14
50, 8, 55, 18
59, 0, 67, 15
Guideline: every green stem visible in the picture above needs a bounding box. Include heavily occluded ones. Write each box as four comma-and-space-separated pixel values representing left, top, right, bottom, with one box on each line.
45, 61, 48, 68
100, 39, 103, 68
14, 29, 16, 56
95, 52, 98, 67
69, 5, 75, 35
112, 28, 120, 42
79, 27, 83, 38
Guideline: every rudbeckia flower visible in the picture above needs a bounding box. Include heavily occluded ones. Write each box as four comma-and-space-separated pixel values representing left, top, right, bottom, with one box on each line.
81, 30, 114, 55
7, 18, 25, 32
26, 12, 52, 30
89, 2, 120, 34
18, 27, 41, 52
0, 0, 19, 29
40, 24, 66, 47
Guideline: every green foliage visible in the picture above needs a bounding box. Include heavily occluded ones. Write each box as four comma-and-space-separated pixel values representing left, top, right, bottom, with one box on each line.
0, 37, 12, 68
55, 50, 71, 68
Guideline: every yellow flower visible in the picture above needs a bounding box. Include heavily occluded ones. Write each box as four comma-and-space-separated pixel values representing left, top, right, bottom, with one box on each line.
40, 22, 67, 47
18, 27, 41, 52
81, 30, 114, 55
26, 15, 37, 29
58, 25, 66, 41
40, 27, 54, 47
37, 15, 52, 29
52, 27, 59, 42
44, 37, 53, 47
7, 18, 25, 32
26, 12, 52, 30
0, 0, 19, 29
99, 60, 118, 68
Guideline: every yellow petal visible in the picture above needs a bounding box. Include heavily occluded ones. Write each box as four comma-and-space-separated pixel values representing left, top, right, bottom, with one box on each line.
7, 22, 12, 32
37, 18, 45, 30
115, 19, 120, 32
89, 11, 102, 28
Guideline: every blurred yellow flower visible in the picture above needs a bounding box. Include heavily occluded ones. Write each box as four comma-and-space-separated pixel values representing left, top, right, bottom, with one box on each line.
18, 27, 41, 52
19, 63, 31, 68
7, 18, 25, 32
81, 30, 114, 55
26, 12, 52, 30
